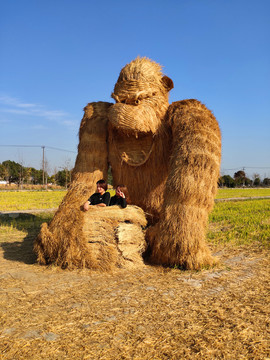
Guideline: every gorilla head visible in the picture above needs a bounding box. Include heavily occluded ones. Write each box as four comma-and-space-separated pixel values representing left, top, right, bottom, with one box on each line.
108, 57, 174, 134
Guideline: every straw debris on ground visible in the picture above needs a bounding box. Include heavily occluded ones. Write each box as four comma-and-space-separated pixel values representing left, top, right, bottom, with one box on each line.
0, 215, 269, 359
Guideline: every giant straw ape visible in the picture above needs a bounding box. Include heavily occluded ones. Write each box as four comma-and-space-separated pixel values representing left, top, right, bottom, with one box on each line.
35, 57, 221, 270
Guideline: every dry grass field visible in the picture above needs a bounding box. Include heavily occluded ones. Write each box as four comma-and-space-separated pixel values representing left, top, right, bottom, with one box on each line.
0, 191, 269, 359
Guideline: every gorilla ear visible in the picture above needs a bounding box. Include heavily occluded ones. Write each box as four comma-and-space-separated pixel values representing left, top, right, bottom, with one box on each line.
162, 76, 174, 92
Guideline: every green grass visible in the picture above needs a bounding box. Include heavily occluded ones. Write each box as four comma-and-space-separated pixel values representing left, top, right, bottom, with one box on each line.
107, 189, 116, 197
0, 189, 117, 211
0, 189, 269, 251
1, 188, 269, 212
208, 199, 270, 248
0, 190, 67, 211
0, 212, 55, 263
0, 199, 269, 253
217, 188, 270, 199
0, 212, 54, 239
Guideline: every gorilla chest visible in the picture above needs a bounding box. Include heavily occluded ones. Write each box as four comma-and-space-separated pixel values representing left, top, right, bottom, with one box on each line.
108, 126, 171, 212
108, 128, 155, 167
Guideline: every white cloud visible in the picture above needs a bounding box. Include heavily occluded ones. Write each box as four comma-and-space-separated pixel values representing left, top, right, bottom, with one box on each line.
0, 118, 11, 124
0, 95, 37, 108
0, 94, 77, 128
62, 120, 76, 126
2, 108, 30, 115
31, 124, 48, 130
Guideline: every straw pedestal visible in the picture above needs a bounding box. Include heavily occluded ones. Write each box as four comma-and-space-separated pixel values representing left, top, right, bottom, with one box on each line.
35, 205, 147, 270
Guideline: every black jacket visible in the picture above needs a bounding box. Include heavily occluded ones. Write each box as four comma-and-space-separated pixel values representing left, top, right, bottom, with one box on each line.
88, 192, 110, 206
109, 195, 127, 208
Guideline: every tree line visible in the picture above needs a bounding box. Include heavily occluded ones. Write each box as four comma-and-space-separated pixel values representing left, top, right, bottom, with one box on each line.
219, 170, 270, 188
0, 160, 71, 187
1, 160, 269, 188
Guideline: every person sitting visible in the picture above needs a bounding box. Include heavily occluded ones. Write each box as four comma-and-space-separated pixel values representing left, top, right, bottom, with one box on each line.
109, 184, 130, 208
83, 179, 110, 211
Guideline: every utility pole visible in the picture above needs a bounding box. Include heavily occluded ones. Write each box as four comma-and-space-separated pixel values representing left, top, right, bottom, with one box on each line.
242, 167, 245, 187
42, 146, 45, 186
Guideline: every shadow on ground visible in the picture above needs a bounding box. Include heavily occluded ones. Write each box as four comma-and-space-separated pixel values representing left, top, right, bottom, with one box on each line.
0, 213, 53, 264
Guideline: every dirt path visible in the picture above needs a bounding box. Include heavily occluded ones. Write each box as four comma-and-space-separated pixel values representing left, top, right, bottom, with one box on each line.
215, 196, 270, 202
0, 217, 269, 359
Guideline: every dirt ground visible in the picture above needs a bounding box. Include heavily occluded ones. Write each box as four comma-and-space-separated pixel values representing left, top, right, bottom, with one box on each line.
0, 214, 269, 359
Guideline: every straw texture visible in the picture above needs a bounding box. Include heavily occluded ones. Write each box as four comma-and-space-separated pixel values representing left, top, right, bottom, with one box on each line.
148, 99, 221, 268
35, 205, 146, 270
35, 57, 221, 271
34, 102, 112, 269
109, 57, 172, 134
108, 57, 173, 222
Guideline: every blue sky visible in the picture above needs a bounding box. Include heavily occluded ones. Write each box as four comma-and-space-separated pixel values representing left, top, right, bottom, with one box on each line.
1, 0, 269, 178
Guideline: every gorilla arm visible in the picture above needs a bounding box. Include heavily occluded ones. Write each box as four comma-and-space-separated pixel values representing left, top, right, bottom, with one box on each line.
72, 101, 112, 190
148, 99, 221, 270
34, 102, 112, 267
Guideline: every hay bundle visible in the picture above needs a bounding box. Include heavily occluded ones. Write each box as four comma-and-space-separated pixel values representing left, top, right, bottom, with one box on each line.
35, 205, 147, 270
82, 205, 147, 269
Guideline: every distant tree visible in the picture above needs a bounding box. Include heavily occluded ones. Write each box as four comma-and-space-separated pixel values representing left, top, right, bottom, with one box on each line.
251, 173, 259, 187
233, 170, 251, 187
56, 159, 72, 188
0, 164, 5, 179
218, 176, 224, 188
0, 161, 51, 185
24, 167, 32, 184
0, 163, 10, 182
44, 158, 51, 187
234, 170, 246, 186
253, 177, 261, 187
29, 168, 37, 184
262, 178, 270, 186
2, 160, 21, 183
48, 174, 55, 184
220, 175, 235, 188
30, 168, 44, 184
55, 170, 69, 187
244, 177, 252, 186
18, 156, 26, 189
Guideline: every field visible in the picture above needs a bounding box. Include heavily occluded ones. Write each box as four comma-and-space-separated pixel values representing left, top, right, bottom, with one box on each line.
0, 189, 269, 359
0, 190, 67, 212
216, 187, 270, 199
1, 188, 270, 212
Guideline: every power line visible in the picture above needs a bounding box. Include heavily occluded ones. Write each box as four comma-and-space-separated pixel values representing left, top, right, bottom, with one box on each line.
222, 167, 270, 171
244, 167, 270, 169
45, 146, 76, 154
0, 144, 76, 153
0, 145, 41, 148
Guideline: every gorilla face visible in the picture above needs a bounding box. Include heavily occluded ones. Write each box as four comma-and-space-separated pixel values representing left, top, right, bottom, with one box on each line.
108, 58, 174, 135
108, 91, 165, 134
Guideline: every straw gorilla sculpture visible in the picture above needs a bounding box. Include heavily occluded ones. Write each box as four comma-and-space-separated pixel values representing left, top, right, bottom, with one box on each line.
35, 57, 221, 270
